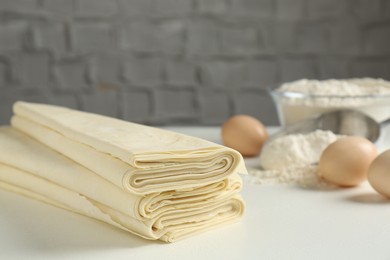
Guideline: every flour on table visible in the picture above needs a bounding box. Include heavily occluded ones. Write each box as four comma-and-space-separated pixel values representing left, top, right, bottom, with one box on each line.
248, 130, 342, 187
247, 165, 330, 188
259, 130, 340, 170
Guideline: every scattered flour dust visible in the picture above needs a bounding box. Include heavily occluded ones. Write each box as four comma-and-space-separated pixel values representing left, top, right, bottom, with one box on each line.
247, 165, 329, 188
248, 130, 343, 188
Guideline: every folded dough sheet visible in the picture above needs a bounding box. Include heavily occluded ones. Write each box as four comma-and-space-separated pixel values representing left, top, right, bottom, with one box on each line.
12, 101, 247, 194
0, 127, 244, 242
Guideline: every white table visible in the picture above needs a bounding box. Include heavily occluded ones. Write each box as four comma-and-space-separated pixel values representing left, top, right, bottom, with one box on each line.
1, 126, 390, 260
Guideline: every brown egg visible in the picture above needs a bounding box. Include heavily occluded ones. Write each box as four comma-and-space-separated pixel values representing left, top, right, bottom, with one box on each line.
367, 150, 390, 198
221, 115, 268, 157
318, 136, 378, 187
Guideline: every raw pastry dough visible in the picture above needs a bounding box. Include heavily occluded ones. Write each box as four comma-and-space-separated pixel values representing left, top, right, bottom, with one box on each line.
0, 101, 246, 242
12, 102, 247, 194
0, 127, 244, 242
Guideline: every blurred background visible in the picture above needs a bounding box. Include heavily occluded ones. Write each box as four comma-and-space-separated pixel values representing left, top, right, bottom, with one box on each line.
0, 0, 389, 126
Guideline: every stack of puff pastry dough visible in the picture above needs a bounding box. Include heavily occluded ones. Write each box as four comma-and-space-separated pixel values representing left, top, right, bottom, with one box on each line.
0, 101, 246, 242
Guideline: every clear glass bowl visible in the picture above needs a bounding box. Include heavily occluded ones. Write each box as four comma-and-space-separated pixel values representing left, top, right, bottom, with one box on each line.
269, 85, 390, 126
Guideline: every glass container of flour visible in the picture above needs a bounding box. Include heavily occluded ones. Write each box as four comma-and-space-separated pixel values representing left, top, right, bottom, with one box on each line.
270, 78, 390, 126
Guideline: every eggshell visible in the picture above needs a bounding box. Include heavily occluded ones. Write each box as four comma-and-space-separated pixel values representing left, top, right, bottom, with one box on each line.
367, 150, 390, 198
221, 115, 268, 157
318, 136, 378, 187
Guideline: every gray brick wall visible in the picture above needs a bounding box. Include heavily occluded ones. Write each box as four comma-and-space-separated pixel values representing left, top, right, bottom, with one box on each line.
0, 0, 390, 126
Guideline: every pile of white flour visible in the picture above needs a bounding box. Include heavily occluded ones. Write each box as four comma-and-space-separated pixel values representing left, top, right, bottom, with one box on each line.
248, 130, 342, 187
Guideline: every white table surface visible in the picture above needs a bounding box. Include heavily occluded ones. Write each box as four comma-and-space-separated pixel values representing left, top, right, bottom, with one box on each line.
1, 126, 390, 260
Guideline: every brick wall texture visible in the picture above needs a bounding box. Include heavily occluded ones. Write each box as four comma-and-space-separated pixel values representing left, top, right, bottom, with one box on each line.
0, 0, 390, 126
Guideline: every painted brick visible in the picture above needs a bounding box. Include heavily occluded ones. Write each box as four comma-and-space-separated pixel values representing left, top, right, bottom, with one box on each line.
42, 0, 74, 14
0, 95, 15, 125
307, 0, 351, 19
353, 0, 382, 20
10, 53, 50, 89
121, 21, 158, 52
230, 0, 274, 18
276, 0, 304, 20
233, 90, 279, 125
273, 22, 297, 52
0, 0, 389, 127
280, 57, 318, 82
123, 57, 163, 87
0, 22, 28, 51
187, 21, 220, 57
158, 20, 185, 55
75, 0, 118, 17
54, 60, 90, 90
3, 91, 76, 110
0, 0, 38, 12
198, 89, 231, 124
200, 61, 244, 88
220, 27, 259, 56
153, 0, 192, 16
364, 25, 390, 55
47, 94, 79, 109
296, 24, 328, 53
81, 91, 118, 117
165, 60, 197, 87
121, 20, 184, 55
71, 23, 115, 53
0, 91, 49, 124
122, 90, 152, 122
328, 22, 360, 55
153, 88, 198, 121
89, 55, 121, 84
197, 0, 228, 14
0, 63, 6, 86
243, 60, 278, 87
118, 0, 193, 17
259, 24, 275, 53
32, 23, 67, 56
117, 0, 153, 17
351, 59, 390, 79
12, 92, 50, 104
386, 1, 390, 17
318, 58, 350, 79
